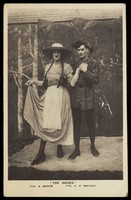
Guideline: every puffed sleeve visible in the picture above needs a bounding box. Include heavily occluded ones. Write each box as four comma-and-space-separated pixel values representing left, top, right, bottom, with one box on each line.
64, 63, 74, 83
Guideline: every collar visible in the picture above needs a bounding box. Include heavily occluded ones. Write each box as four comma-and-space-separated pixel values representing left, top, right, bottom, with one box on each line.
80, 56, 92, 64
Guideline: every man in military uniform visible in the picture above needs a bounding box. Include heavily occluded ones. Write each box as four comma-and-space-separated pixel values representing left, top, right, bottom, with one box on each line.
69, 40, 100, 159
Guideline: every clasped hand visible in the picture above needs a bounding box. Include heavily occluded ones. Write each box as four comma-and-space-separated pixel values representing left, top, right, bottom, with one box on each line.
79, 63, 88, 72
25, 79, 35, 86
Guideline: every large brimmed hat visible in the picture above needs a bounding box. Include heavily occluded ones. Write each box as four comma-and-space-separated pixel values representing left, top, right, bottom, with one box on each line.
43, 43, 72, 60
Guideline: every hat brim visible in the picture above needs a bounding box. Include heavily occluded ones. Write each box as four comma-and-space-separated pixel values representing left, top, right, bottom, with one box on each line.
42, 47, 72, 60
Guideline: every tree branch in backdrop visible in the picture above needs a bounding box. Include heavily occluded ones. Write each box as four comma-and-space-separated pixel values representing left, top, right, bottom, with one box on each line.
29, 24, 35, 60
22, 62, 33, 69
9, 70, 31, 80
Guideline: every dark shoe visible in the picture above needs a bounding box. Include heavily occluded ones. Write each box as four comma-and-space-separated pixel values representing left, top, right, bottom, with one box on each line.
57, 145, 64, 158
31, 153, 46, 165
91, 146, 99, 157
68, 150, 80, 160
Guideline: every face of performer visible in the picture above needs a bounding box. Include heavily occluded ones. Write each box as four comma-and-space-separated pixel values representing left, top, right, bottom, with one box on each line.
52, 50, 62, 61
77, 45, 90, 59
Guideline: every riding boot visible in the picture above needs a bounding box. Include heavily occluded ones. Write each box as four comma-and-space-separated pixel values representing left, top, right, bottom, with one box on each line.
69, 108, 81, 160
90, 136, 99, 157
68, 148, 80, 160
31, 139, 46, 165
57, 145, 64, 158
68, 135, 80, 160
90, 143, 99, 157
86, 109, 100, 157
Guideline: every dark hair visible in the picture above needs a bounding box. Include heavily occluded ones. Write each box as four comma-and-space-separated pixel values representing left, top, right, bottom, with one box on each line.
72, 40, 93, 52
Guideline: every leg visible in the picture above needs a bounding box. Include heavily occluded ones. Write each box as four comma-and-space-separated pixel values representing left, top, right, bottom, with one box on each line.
86, 109, 99, 157
57, 145, 64, 158
31, 139, 46, 165
69, 108, 81, 159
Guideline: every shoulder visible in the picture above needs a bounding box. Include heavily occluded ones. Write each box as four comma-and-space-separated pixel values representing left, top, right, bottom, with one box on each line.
89, 58, 99, 69
63, 62, 72, 69
45, 62, 52, 71
91, 58, 99, 65
72, 60, 81, 70
63, 62, 73, 73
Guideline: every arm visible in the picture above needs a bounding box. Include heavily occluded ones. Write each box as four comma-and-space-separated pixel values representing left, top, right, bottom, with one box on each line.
33, 80, 44, 86
25, 64, 49, 86
64, 63, 80, 87
25, 79, 44, 86
70, 68, 80, 87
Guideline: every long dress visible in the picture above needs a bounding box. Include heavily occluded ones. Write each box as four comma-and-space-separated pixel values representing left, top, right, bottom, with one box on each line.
23, 62, 74, 145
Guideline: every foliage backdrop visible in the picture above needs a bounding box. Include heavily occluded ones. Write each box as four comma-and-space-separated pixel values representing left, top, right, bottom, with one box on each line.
8, 18, 122, 139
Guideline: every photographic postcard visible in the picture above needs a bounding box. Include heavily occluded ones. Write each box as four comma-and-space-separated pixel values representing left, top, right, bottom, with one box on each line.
4, 3, 128, 197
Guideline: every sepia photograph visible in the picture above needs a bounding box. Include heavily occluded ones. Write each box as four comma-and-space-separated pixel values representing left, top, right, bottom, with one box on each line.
4, 3, 127, 197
